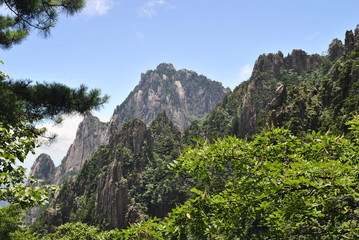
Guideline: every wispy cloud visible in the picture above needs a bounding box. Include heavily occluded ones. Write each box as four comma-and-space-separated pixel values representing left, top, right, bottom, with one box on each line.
24, 113, 111, 173
83, 0, 115, 16
238, 64, 253, 82
138, 0, 169, 17
134, 29, 145, 38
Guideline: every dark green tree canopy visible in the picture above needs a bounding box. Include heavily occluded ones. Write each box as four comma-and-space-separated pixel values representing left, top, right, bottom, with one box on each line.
0, 0, 84, 48
0, 66, 109, 208
0, 77, 109, 126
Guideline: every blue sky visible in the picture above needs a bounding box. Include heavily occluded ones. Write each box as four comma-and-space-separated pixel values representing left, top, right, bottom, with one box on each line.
1, 0, 358, 169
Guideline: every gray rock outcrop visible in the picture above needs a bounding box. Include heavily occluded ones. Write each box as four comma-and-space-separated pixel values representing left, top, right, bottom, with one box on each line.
111, 63, 230, 132
52, 114, 109, 185
28, 153, 55, 185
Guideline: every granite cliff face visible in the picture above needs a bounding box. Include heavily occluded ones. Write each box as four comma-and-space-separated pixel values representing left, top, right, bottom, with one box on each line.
33, 25, 359, 233
200, 25, 359, 139
200, 49, 322, 139
52, 114, 109, 185
111, 63, 230, 132
28, 153, 55, 185
26, 154, 55, 224
35, 64, 229, 186
39, 113, 186, 230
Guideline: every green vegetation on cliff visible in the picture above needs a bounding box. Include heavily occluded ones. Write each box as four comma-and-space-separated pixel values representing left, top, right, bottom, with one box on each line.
197, 26, 359, 140
117, 116, 359, 239
32, 113, 189, 233
3, 26, 359, 240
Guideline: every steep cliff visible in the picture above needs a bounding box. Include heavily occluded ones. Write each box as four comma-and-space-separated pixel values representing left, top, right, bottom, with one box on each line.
32, 64, 228, 186
36, 113, 187, 231
197, 25, 359, 140
28, 153, 55, 185
26, 154, 55, 224
111, 63, 230, 132
52, 114, 109, 185
32, 25, 359, 234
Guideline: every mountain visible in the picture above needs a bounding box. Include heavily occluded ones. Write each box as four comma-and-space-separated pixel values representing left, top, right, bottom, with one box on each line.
52, 114, 109, 185
32, 25, 359, 233
196, 25, 359, 140
33, 113, 188, 231
26, 153, 56, 224
29, 64, 229, 186
197, 49, 322, 140
28, 154, 55, 185
111, 63, 231, 132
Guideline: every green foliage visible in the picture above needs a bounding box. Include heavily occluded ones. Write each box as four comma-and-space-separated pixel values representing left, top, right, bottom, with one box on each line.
0, 121, 58, 208
198, 28, 359, 140
116, 218, 166, 240
0, 205, 23, 239
0, 78, 109, 125
0, 0, 85, 48
42, 222, 118, 240
0, 65, 108, 235
0, 63, 108, 207
118, 116, 359, 239
0, 204, 39, 239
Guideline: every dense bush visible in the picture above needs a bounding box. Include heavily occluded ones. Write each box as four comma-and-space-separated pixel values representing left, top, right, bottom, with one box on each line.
117, 116, 359, 239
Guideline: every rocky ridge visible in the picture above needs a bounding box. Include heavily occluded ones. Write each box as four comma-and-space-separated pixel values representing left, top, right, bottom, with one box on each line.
111, 63, 230, 132
52, 114, 109, 185
29, 64, 229, 186
199, 49, 322, 139
28, 153, 55, 185
37, 113, 186, 231
198, 25, 359, 140
31, 25, 359, 233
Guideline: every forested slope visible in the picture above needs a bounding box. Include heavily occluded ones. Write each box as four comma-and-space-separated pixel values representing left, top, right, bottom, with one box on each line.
27, 25, 359, 239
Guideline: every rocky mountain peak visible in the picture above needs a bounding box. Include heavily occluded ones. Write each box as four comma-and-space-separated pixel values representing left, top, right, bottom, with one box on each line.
139, 63, 176, 87
29, 64, 228, 188
345, 30, 355, 57
118, 118, 152, 154
111, 64, 229, 132
285, 49, 317, 73
252, 51, 284, 80
328, 38, 344, 61
52, 114, 109, 185
156, 63, 176, 72
355, 24, 359, 40
251, 50, 322, 85
28, 153, 55, 185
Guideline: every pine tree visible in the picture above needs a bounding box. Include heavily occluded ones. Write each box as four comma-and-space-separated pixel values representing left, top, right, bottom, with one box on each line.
0, 0, 84, 48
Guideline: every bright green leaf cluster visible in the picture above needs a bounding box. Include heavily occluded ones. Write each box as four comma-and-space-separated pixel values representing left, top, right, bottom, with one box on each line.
0, 121, 58, 209
118, 116, 359, 239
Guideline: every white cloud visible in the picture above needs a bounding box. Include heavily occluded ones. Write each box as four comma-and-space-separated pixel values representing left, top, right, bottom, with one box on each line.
139, 0, 168, 17
238, 64, 253, 82
23, 115, 83, 172
83, 0, 115, 16
23, 113, 111, 173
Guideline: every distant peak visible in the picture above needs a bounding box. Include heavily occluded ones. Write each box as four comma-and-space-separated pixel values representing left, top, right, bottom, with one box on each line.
156, 63, 176, 72
29, 153, 55, 182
